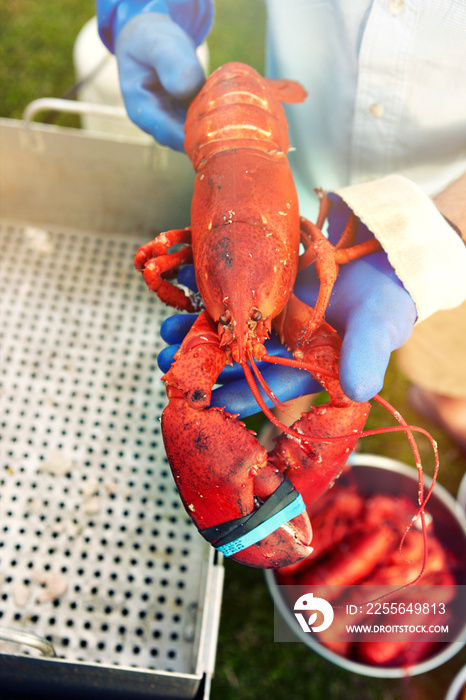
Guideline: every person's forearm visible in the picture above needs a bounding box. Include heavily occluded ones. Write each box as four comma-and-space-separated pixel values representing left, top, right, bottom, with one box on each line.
433, 172, 466, 243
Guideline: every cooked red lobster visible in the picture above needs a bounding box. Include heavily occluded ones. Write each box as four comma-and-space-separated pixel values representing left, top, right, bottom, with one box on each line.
276, 485, 459, 668
135, 62, 438, 569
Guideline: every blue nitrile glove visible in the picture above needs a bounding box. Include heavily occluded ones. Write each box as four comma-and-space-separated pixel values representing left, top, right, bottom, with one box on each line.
157, 266, 324, 418
292, 193, 417, 402
96, 1, 213, 150
157, 196, 417, 415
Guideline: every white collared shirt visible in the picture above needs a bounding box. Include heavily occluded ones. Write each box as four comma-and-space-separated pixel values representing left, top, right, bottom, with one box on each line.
265, 0, 466, 317
266, 0, 466, 219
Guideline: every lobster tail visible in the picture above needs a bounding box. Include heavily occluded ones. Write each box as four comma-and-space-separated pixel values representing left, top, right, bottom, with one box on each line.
184, 62, 307, 168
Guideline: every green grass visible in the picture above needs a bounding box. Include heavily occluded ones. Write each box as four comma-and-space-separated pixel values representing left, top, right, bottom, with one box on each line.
208, 0, 266, 73
0, 0, 96, 121
0, 0, 265, 125
1, 2, 465, 699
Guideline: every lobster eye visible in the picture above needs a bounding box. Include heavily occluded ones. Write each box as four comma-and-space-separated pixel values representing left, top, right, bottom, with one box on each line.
250, 308, 262, 322
219, 310, 231, 325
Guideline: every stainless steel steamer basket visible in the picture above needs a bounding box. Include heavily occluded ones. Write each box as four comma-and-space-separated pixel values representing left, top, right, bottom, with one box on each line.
0, 107, 224, 699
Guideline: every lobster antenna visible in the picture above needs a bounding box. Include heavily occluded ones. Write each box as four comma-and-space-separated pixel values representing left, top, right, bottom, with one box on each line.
372, 394, 438, 583
247, 353, 297, 419
346, 416, 438, 586
262, 352, 336, 379
259, 353, 439, 586
244, 353, 367, 445
352, 394, 439, 586
241, 359, 312, 441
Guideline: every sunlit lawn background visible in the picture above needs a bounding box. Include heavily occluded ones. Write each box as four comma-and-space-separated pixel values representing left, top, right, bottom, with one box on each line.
1, 1, 465, 698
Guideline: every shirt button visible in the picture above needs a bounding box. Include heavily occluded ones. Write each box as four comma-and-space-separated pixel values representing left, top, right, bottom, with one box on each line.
388, 0, 405, 15
369, 103, 385, 117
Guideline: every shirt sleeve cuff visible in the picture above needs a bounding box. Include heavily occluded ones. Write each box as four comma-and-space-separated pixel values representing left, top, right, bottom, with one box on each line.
331, 175, 466, 323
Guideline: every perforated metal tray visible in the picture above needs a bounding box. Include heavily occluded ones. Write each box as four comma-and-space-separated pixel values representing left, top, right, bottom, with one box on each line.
0, 116, 224, 699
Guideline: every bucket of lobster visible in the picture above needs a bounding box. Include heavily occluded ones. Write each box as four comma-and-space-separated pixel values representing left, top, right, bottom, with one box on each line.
265, 454, 466, 678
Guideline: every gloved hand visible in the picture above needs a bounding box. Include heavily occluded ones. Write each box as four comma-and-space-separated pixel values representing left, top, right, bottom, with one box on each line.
294, 194, 418, 402
158, 271, 324, 418
157, 195, 417, 416
96, 1, 213, 150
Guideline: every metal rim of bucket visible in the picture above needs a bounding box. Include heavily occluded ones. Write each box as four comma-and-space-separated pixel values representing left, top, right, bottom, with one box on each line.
445, 663, 466, 700
264, 453, 466, 679
458, 472, 466, 512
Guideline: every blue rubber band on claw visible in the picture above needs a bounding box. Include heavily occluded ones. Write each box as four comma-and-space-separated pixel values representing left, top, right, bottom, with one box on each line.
216, 493, 306, 556
198, 476, 307, 556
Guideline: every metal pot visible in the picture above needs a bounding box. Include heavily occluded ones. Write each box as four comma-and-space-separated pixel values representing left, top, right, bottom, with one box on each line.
265, 454, 466, 678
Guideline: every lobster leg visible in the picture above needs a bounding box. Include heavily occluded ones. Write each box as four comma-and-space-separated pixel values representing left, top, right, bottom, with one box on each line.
297, 193, 382, 344
134, 227, 195, 311
161, 311, 314, 568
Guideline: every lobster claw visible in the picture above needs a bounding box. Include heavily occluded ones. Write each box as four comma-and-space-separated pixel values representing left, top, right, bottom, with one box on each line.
161, 395, 314, 569
198, 475, 312, 562
161, 311, 313, 568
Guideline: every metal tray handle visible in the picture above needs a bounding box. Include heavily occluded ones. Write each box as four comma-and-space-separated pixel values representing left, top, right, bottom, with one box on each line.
23, 97, 127, 126
0, 627, 56, 658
